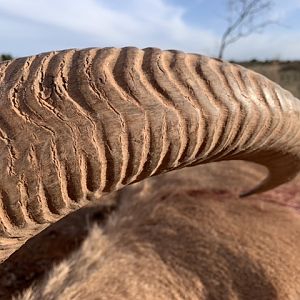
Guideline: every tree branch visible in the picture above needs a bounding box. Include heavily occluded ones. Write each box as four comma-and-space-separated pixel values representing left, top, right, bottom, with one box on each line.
218, 0, 275, 59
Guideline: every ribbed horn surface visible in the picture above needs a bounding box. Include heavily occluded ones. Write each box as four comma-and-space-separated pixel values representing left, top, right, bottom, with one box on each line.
0, 47, 300, 261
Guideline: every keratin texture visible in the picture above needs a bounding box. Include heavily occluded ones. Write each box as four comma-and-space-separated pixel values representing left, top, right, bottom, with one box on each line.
1, 47, 300, 264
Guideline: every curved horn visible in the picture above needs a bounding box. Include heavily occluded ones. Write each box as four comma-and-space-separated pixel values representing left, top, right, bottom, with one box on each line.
0, 47, 300, 261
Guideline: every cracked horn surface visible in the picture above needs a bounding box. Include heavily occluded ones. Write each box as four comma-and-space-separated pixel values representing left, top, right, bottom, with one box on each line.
0, 47, 300, 262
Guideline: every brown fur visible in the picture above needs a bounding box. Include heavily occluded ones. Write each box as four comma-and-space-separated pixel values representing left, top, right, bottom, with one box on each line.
13, 162, 300, 300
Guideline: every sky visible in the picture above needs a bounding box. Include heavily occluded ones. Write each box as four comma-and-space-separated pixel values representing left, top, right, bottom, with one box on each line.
0, 0, 299, 61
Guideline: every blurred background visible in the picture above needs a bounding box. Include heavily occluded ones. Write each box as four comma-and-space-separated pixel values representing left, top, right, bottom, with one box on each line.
0, 0, 299, 95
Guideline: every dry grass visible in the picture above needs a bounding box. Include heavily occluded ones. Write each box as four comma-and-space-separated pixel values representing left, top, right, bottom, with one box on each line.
240, 60, 300, 98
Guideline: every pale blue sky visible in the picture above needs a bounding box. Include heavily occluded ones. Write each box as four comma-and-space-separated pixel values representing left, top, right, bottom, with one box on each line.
0, 0, 299, 60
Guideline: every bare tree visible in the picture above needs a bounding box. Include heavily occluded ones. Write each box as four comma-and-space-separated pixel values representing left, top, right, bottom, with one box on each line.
218, 0, 274, 59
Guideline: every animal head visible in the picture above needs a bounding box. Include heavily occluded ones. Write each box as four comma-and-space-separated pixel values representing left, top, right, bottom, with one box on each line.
0, 47, 300, 264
